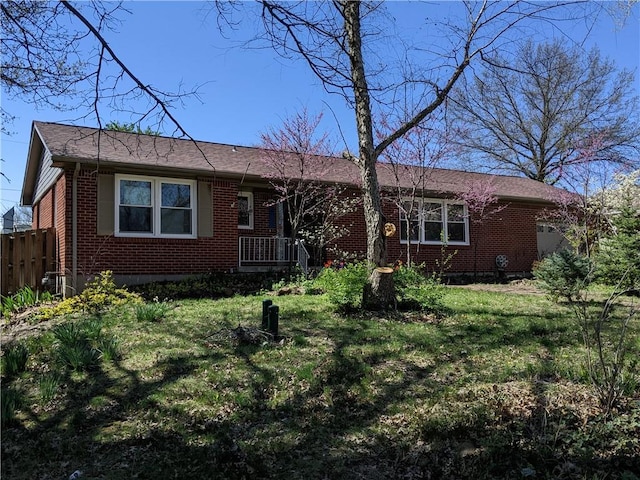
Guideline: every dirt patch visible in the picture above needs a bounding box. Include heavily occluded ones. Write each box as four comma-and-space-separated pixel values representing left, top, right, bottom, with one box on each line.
1, 307, 65, 346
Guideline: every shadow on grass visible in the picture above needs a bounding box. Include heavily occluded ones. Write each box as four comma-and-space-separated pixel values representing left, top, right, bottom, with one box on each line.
2, 293, 638, 479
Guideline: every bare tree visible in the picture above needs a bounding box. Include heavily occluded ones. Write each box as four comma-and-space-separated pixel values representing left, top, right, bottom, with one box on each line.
1, 1, 88, 133
450, 39, 640, 185
377, 112, 456, 266
234, 0, 596, 308
1, 1, 201, 139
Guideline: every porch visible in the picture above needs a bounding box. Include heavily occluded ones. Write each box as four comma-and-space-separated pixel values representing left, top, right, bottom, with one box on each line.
238, 237, 310, 273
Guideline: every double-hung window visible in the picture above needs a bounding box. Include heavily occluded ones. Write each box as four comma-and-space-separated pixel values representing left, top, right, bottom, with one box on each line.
399, 199, 468, 245
116, 175, 196, 238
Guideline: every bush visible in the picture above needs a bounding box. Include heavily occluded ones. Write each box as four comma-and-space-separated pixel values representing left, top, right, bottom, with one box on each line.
394, 264, 445, 312
314, 262, 369, 311
534, 249, 592, 301
595, 203, 640, 292
38, 271, 142, 320
314, 261, 446, 313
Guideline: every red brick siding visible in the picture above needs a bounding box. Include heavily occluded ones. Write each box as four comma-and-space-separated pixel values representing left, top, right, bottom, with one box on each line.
71, 170, 240, 277
248, 189, 279, 237
328, 198, 542, 275
48, 166, 546, 279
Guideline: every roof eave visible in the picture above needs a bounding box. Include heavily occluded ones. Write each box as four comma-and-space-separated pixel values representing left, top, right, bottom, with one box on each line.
20, 123, 46, 206
49, 155, 258, 182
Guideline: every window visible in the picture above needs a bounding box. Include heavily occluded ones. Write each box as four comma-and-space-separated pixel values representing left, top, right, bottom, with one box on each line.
116, 175, 196, 238
399, 199, 468, 245
238, 191, 254, 229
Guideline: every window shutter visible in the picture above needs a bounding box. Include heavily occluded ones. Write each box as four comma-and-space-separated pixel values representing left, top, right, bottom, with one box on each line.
197, 181, 213, 237
97, 174, 115, 235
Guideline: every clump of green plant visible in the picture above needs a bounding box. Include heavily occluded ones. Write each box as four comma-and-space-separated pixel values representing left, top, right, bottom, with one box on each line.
135, 299, 172, 322
38, 372, 62, 403
38, 271, 141, 320
52, 317, 119, 371
1, 286, 52, 318
314, 261, 369, 311
534, 249, 592, 301
1, 386, 23, 427
1, 341, 30, 377
394, 263, 445, 312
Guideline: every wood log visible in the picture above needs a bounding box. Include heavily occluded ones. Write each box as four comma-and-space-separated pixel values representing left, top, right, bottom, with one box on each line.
362, 266, 396, 311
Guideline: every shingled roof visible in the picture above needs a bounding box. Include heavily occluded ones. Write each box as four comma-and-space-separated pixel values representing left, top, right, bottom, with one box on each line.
25, 121, 563, 204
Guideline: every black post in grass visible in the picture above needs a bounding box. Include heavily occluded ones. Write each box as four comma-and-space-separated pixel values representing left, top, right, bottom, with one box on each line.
267, 304, 279, 337
262, 299, 272, 330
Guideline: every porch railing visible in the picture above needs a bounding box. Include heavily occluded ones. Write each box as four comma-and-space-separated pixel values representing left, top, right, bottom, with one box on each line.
239, 237, 309, 274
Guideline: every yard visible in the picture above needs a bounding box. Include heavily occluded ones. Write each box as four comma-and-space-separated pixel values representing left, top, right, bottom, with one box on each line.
1, 283, 639, 479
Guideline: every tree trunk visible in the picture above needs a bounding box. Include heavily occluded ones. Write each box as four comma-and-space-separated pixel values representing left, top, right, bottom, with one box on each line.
362, 267, 396, 310
342, 1, 392, 310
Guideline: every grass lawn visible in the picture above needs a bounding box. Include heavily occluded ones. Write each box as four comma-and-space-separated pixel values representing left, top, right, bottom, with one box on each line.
2, 286, 639, 479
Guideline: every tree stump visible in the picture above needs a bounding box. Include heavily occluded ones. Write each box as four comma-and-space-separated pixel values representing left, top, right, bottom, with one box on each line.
362, 266, 396, 311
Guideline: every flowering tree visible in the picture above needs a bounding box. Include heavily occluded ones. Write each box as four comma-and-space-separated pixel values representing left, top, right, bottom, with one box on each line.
298, 186, 360, 263
259, 109, 357, 271
543, 134, 625, 257
456, 177, 507, 279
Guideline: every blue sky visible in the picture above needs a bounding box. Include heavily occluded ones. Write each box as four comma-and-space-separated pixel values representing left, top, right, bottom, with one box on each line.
1, 1, 639, 214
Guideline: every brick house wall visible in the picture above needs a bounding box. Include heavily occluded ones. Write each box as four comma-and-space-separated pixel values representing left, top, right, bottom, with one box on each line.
325, 193, 543, 276
33, 165, 547, 291
70, 169, 242, 281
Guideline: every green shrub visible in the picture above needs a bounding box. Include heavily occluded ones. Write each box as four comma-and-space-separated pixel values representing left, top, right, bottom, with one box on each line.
394, 264, 445, 312
314, 262, 369, 311
315, 262, 446, 312
534, 249, 592, 301
595, 203, 640, 291
1, 341, 29, 377
38, 271, 142, 320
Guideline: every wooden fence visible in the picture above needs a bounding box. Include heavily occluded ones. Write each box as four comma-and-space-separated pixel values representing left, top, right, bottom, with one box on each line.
1, 228, 57, 297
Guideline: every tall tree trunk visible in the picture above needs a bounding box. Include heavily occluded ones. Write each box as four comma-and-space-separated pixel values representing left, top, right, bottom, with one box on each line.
342, 1, 394, 309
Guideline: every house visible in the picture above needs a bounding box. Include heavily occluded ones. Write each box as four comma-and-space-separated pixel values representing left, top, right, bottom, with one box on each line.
21, 121, 567, 295
2, 206, 33, 234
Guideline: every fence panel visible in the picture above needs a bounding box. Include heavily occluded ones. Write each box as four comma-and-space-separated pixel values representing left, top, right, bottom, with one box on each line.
1, 228, 57, 297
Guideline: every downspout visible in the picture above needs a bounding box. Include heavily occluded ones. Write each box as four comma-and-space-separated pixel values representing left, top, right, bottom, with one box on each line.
72, 162, 80, 295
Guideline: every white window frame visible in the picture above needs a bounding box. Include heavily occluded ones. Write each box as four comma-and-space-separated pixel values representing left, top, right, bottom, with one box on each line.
115, 174, 197, 238
399, 198, 469, 246
237, 191, 254, 230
